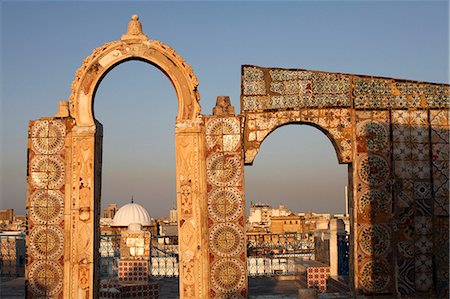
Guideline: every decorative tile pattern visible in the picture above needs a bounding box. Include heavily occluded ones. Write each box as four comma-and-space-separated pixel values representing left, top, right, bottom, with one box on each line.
242, 66, 351, 111
356, 120, 389, 152
31, 120, 66, 155
207, 153, 242, 187
211, 259, 246, 293
358, 189, 392, 220
205, 116, 247, 298
306, 266, 330, 292
241, 67, 449, 298
354, 77, 449, 109
359, 260, 391, 293
118, 260, 149, 282
30, 155, 65, 189
209, 223, 245, 258
26, 119, 67, 298
28, 260, 64, 296
242, 66, 449, 111
29, 190, 64, 224
29, 225, 64, 260
358, 224, 391, 256
354, 111, 394, 295
207, 188, 243, 222
357, 154, 390, 186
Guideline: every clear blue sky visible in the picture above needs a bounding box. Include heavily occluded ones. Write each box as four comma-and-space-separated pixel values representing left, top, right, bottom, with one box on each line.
1, 1, 448, 218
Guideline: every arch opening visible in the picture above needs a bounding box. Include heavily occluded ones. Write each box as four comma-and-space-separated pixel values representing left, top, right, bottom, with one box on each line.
93, 59, 181, 294
245, 124, 352, 295
252, 121, 347, 166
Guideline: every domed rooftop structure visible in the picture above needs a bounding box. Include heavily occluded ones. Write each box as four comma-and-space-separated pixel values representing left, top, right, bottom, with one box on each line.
111, 200, 151, 227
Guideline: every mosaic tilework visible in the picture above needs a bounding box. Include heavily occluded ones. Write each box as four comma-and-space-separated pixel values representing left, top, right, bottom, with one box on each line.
241, 66, 449, 112
354, 78, 450, 109
354, 111, 394, 295
242, 66, 351, 111
391, 110, 440, 296
205, 116, 247, 298
27, 119, 67, 299
430, 110, 450, 298
241, 66, 449, 297
306, 266, 330, 292
118, 260, 149, 282
244, 108, 353, 164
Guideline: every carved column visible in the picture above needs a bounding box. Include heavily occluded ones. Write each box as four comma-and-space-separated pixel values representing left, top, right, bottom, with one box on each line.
175, 122, 210, 299
67, 124, 102, 299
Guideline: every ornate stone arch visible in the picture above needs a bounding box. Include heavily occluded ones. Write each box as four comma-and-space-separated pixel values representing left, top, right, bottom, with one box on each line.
247, 118, 352, 165
243, 108, 354, 165
38, 16, 210, 299
69, 15, 201, 127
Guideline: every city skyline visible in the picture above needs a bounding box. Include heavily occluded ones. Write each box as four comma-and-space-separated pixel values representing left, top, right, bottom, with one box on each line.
1, 1, 448, 218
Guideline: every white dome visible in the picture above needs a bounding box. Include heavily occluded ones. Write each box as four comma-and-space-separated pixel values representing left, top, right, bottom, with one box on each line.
111, 203, 151, 227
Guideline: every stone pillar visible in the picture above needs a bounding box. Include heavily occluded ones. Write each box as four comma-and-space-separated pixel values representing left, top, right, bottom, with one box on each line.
175, 123, 210, 299
329, 219, 345, 276
67, 124, 102, 299
204, 97, 248, 298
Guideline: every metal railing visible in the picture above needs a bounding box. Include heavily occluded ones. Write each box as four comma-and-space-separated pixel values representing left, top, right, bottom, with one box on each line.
247, 233, 314, 276
99, 234, 120, 277
0, 233, 26, 278
337, 232, 349, 276
151, 236, 179, 277
99, 234, 179, 278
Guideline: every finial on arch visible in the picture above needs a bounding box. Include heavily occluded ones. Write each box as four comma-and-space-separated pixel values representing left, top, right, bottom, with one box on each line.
121, 14, 149, 41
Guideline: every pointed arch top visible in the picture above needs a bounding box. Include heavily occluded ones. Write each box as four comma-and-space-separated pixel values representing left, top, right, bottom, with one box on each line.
69, 15, 201, 127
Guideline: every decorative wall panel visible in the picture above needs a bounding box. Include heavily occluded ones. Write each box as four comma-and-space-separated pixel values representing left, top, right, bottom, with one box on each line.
430, 110, 449, 298
242, 66, 449, 112
354, 111, 394, 294
26, 119, 69, 298
205, 114, 247, 299
241, 65, 449, 298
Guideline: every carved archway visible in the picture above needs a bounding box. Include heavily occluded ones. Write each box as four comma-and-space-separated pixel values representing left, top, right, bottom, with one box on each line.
69, 15, 200, 126
26, 16, 209, 299
246, 118, 352, 166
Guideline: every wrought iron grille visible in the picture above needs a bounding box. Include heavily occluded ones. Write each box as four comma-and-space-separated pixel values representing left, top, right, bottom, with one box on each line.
0, 233, 26, 278
337, 232, 349, 276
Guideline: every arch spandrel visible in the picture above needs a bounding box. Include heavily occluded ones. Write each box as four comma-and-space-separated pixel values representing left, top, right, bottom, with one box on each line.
69, 19, 201, 127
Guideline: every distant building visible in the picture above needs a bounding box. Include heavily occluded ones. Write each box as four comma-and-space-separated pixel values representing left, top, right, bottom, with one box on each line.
248, 203, 293, 231
159, 222, 178, 236
169, 208, 177, 224
248, 203, 271, 226
0, 209, 14, 224
103, 203, 118, 219
270, 214, 303, 234
100, 202, 157, 236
